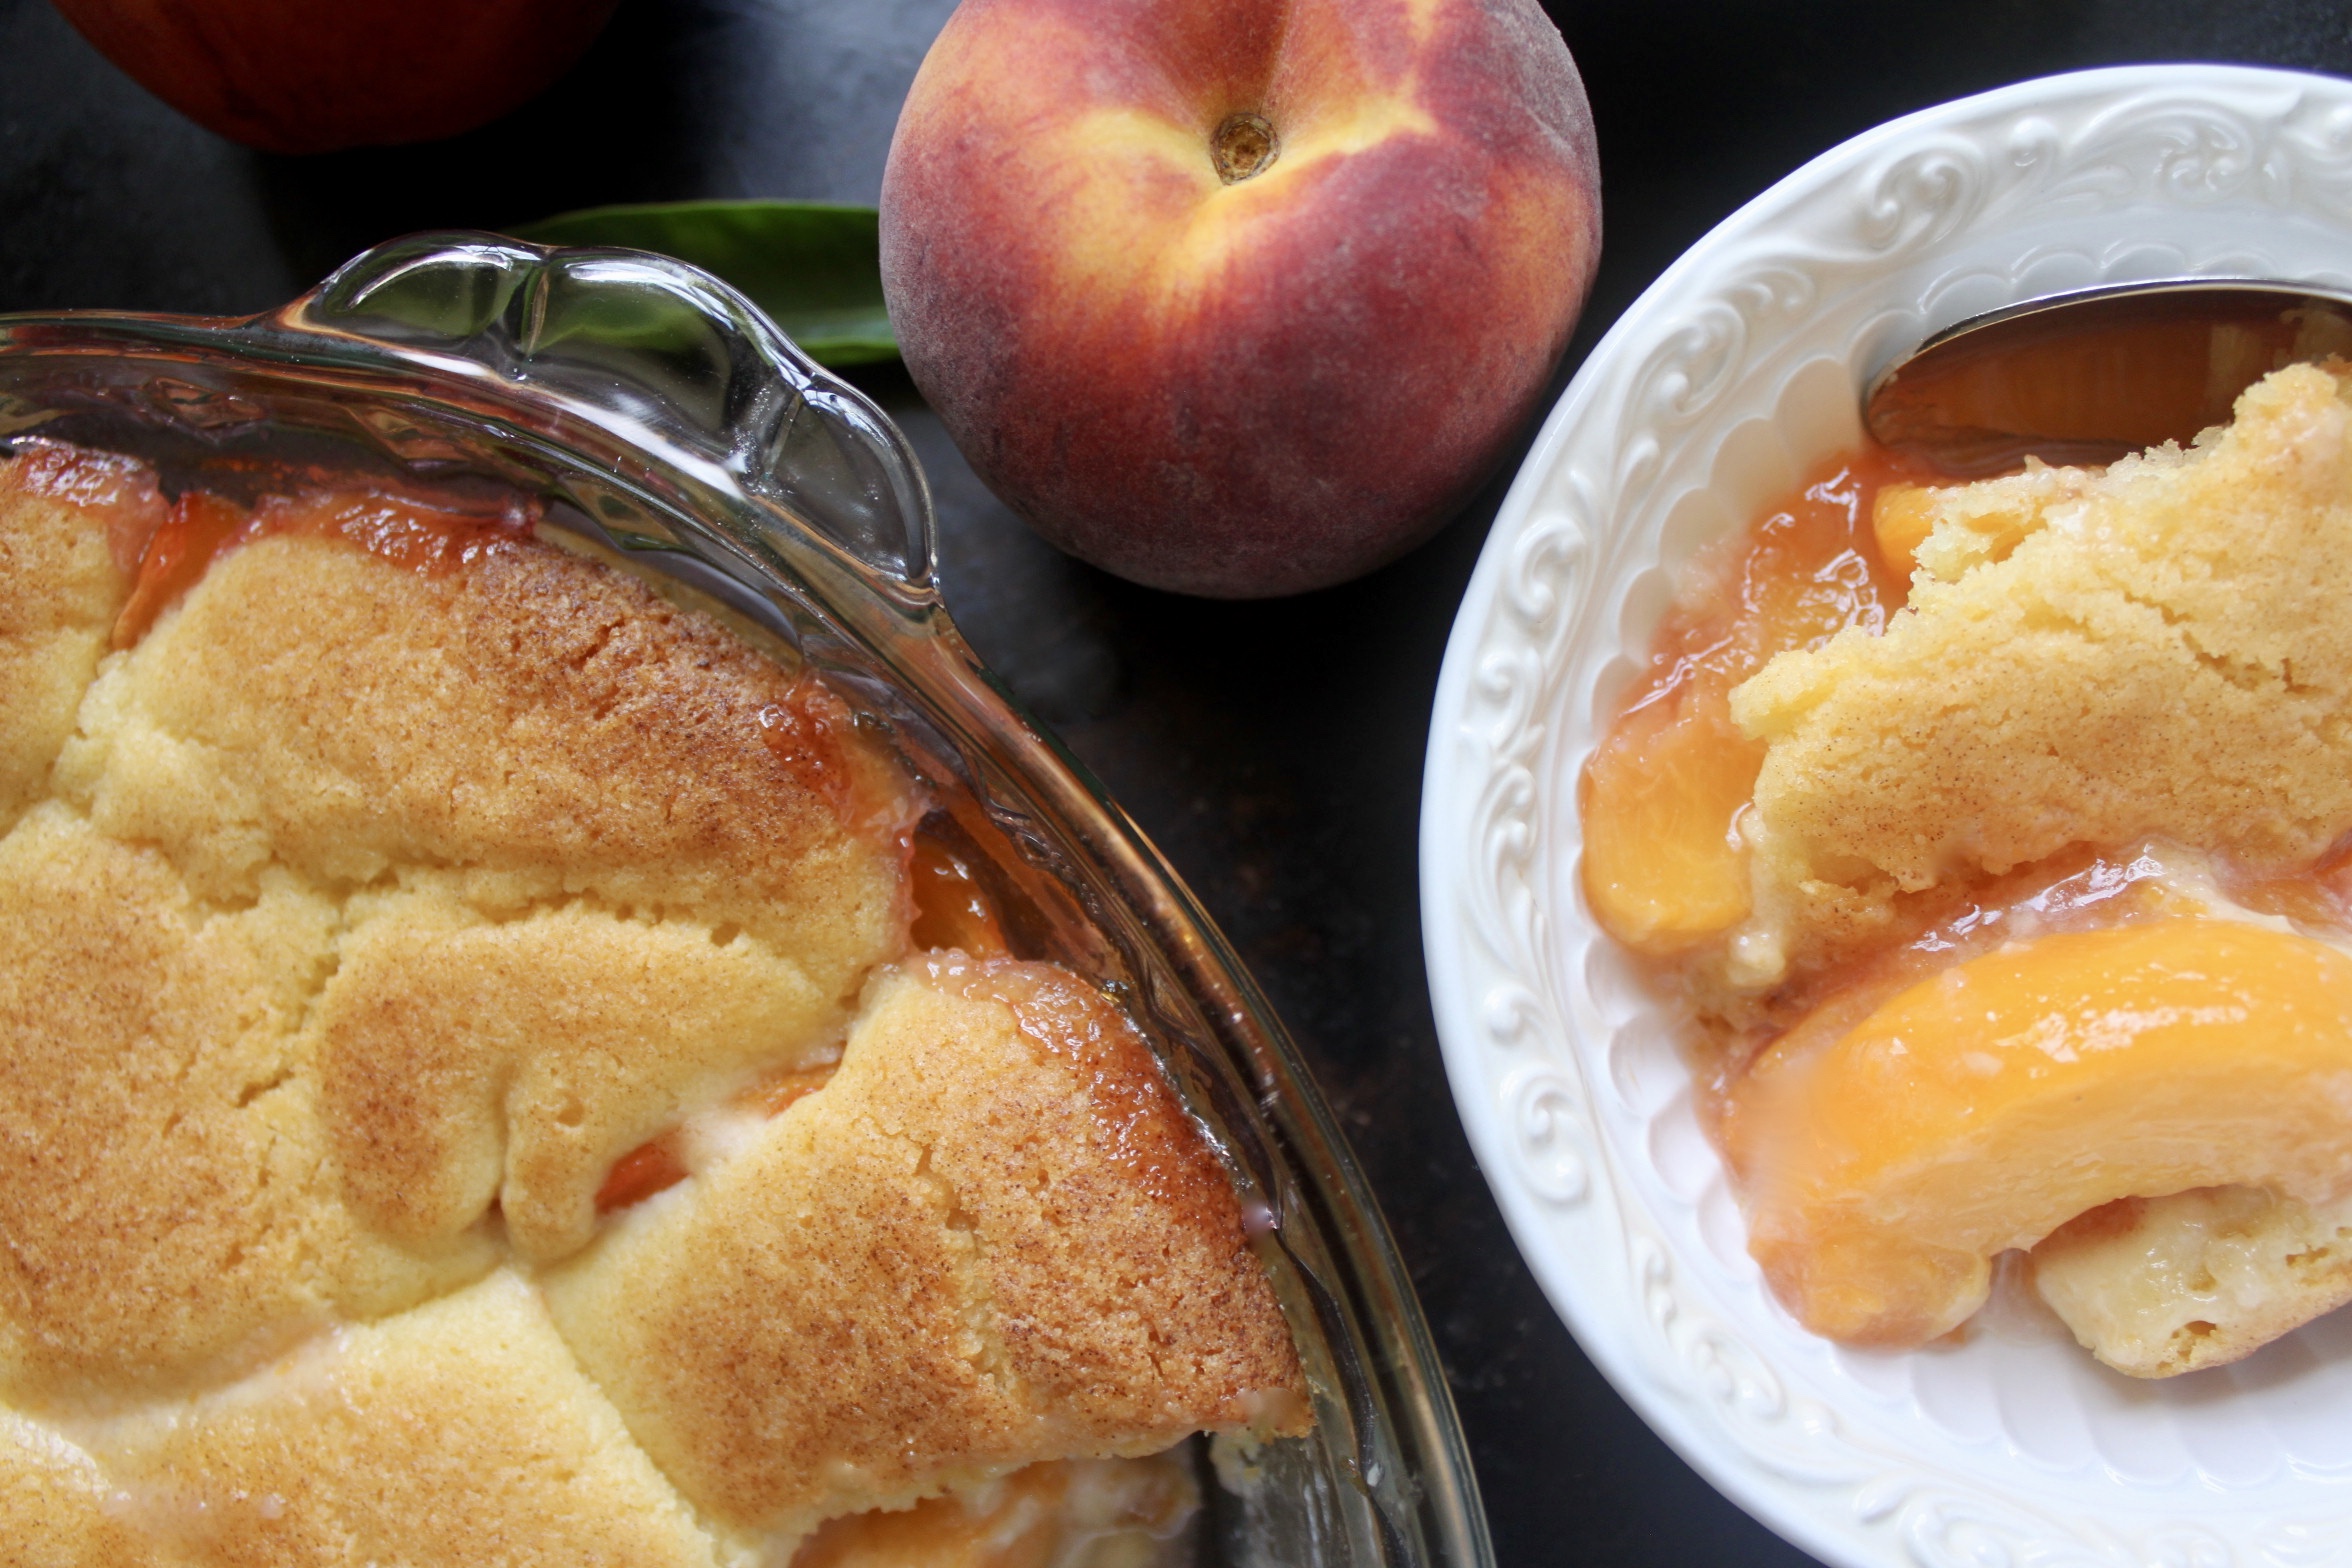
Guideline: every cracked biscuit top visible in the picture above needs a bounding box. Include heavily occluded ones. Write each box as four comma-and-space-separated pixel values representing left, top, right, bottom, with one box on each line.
1728, 361, 2352, 985
0, 442, 1307, 1566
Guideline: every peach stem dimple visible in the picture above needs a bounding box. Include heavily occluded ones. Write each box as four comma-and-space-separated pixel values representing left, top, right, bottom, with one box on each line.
1211, 113, 1278, 184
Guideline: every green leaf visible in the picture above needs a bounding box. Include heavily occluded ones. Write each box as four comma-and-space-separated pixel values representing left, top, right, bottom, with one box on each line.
511, 200, 897, 367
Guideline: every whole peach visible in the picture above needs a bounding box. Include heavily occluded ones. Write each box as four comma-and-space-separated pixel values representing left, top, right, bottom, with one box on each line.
879, 0, 1601, 598
48, 0, 619, 154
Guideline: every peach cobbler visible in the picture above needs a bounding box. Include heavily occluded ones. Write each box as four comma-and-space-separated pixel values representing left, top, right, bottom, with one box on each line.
1585, 360, 2352, 1378
0, 437, 1306, 1564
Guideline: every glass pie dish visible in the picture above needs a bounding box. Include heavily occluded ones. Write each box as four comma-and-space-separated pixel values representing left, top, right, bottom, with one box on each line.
0, 231, 1485, 1568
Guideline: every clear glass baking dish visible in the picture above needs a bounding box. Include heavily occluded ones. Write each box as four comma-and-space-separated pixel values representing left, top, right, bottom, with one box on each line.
0, 232, 1489, 1568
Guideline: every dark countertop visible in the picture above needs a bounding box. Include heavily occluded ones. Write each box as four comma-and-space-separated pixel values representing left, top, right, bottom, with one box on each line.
6, 2, 2351, 1561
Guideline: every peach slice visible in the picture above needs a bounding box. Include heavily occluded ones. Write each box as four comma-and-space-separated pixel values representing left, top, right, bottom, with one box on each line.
1580, 699, 1762, 953
1727, 917, 2352, 1346
1869, 482, 1936, 578
1582, 456, 1912, 955
909, 834, 1010, 957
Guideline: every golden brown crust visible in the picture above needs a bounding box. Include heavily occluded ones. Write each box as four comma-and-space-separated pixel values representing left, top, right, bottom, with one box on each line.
318, 884, 845, 1264
547, 956, 1307, 1537
57, 523, 912, 972
0, 507, 917, 1403
0, 444, 154, 829
0, 457, 1307, 1560
87, 1272, 726, 1568
0, 804, 488, 1404
1729, 363, 2352, 983
0, 1408, 158, 1568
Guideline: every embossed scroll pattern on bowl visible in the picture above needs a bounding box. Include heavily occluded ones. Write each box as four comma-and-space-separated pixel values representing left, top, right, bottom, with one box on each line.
1423, 66, 2352, 1568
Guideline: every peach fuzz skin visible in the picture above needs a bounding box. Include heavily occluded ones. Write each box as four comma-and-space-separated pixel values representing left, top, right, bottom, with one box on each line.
50, 0, 619, 153
1725, 919, 2352, 1348
879, 0, 1600, 598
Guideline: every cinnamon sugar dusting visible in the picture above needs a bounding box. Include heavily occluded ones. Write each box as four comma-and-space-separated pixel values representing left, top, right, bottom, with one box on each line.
919, 951, 1223, 1208
0, 437, 1306, 1558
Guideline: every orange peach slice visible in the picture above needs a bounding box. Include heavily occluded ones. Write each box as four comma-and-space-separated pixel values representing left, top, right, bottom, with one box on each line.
1581, 455, 1914, 956
1727, 917, 2352, 1346
1580, 701, 1761, 953
1869, 482, 1936, 578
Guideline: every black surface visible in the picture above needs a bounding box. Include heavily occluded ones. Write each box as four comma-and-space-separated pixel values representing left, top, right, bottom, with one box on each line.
5, 3, 2351, 1562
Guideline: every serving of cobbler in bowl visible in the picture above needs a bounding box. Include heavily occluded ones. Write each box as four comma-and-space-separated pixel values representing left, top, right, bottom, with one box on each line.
1424, 62, 2352, 1568
0, 234, 1478, 1568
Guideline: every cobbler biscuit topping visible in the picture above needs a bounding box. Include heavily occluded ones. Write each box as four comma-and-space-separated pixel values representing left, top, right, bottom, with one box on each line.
0, 441, 1306, 1564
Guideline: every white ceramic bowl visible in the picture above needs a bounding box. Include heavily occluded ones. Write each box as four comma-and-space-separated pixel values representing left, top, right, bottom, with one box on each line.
1422, 64, 2352, 1568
